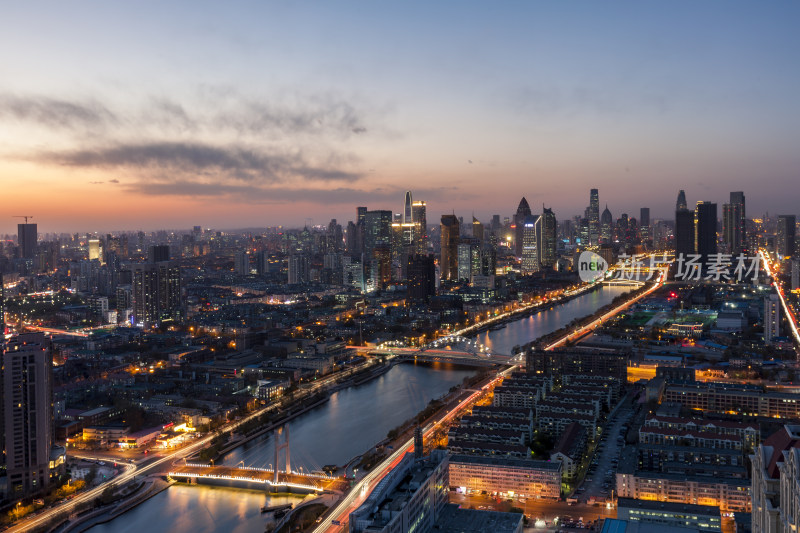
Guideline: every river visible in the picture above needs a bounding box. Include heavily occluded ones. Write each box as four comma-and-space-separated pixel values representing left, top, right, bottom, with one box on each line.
88, 284, 630, 533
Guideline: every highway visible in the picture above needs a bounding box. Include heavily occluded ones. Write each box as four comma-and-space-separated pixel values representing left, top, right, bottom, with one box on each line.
760, 250, 800, 347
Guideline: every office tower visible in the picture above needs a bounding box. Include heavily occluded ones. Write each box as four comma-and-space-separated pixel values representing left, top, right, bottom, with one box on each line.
777, 215, 797, 259
513, 197, 532, 256
345, 221, 358, 254
730, 192, 747, 254
676, 190, 687, 211
694, 202, 717, 264
17, 223, 37, 259
639, 208, 650, 242
364, 210, 392, 256
0, 273, 4, 334
407, 254, 436, 301
234, 251, 250, 275
403, 191, 413, 223
792, 260, 799, 291
88, 238, 101, 261
521, 215, 541, 274
539, 207, 557, 269
440, 214, 460, 281
615, 214, 629, 244
371, 246, 392, 289
411, 200, 428, 254
600, 206, 613, 245
129, 261, 181, 327
148, 244, 170, 263
2, 333, 54, 499
675, 208, 695, 258
342, 256, 365, 292
764, 294, 781, 344
588, 189, 600, 246
457, 238, 481, 283
472, 217, 484, 243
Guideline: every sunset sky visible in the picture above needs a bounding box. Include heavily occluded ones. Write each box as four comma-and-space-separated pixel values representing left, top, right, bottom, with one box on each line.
1, 1, 799, 234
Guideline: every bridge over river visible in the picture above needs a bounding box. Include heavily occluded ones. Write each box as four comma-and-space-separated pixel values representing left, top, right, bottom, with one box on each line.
168, 463, 349, 493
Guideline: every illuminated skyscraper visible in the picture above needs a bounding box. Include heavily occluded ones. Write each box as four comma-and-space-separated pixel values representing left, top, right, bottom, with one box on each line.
639, 207, 650, 243
440, 214, 460, 281
129, 259, 181, 327
723, 192, 746, 255
764, 294, 780, 344
521, 215, 541, 274
538, 207, 557, 269
513, 197, 532, 256
412, 200, 428, 254
472, 217, 484, 243
364, 210, 392, 256
588, 189, 600, 246
403, 191, 413, 223
88, 238, 101, 261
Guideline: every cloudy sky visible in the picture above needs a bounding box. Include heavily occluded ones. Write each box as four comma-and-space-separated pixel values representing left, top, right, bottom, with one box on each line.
1, 1, 799, 233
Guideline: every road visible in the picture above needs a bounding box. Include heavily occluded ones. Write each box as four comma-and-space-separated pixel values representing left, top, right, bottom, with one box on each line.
760, 250, 800, 347
311, 366, 517, 533
577, 403, 634, 502
545, 263, 667, 350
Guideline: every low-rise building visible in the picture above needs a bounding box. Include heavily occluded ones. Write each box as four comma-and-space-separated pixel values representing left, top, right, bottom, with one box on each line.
550, 422, 587, 482
448, 454, 561, 500
750, 424, 800, 533
617, 498, 722, 532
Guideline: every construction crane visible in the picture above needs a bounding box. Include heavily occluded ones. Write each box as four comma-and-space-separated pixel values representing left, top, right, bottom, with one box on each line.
12, 216, 34, 223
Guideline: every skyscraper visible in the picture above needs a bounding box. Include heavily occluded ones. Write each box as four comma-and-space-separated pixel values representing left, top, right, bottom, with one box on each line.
777, 215, 796, 259
730, 191, 746, 253
364, 210, 392, 256
440, 214, 460, 281
129, 260, 181, 327
2, 333, 54, 499
676, 190, 687, 211
675, 208, 695, 258
694, 201, 718, 264
639, 207, 650, 243
17, 223, 37, 259
472, 217, 484, 243
513, 197, 532, 256
600, 205, 613, 245
521, 215, 541, 274
412, 200, 428, 254
538, 207, 557, 269
407, 254, 436, 301
403, 191, 413, 223
588, 189, 600, 246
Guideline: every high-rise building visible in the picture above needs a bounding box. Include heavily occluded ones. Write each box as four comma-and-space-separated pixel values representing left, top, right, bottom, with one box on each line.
521, 215, 541, 274
639, 207, 650, 243
88, 238, 101, 261
539, 207, 557, 269
288, 254, 310, 285
407, 254, 436, 301
457, 238, 481, 283
730, 191, 746, 253
694, 201, 717, 264
129, 261, 181, 327
411, 200, 428, 254
600, 205, 613, 245
17, 223, 37, 259
472, 217, 484, 243
675, 208, 695, 258
148, 244, 170, 263
2, 333, 54, 500
588, 189, 600, 246
793, 260, 800, 292
676, 190, 687, 211
403, 191, 413, 223
777, 215, 796, 260
765, 293, 781, 345
440, 215, 460, 281
513, 197, 532, 256
364, 210, 392, 256
234, 251, 250, 275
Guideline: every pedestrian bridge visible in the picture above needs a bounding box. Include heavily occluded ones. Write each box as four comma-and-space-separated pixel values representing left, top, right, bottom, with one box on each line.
168, 464, 349, 493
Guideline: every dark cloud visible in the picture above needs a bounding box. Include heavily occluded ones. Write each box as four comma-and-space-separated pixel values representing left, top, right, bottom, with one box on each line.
0, 94, 116, 129
88, 180, 104, 184
0, 91, 370, 138
34, 141, 362, 184
109, 178, 120, 183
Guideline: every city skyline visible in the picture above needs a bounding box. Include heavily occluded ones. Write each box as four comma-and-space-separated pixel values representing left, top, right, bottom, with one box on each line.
2, 2, 800, 232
